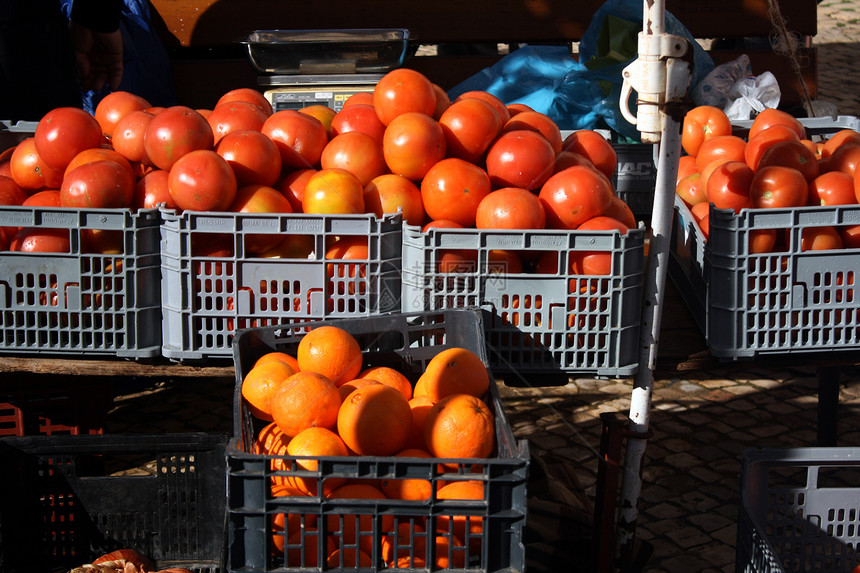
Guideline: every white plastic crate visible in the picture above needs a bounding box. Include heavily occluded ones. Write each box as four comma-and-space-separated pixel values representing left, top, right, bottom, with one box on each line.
160, 209, 402, 361
737, 447, 860, 573
400, 224, 645, 376
0, 206, 162, 358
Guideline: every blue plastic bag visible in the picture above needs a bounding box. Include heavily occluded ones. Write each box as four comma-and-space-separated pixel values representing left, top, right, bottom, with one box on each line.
448, 0, 715, 141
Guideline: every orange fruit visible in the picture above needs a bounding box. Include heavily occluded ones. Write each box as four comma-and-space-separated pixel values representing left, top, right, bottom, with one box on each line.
337, 384, 412, 456
338, 378, 381, 402
284, 527, 335, 567
285, 426, 349, 495
325, 483, 391, 555
254, 421, 288, 454
405, 396, 435, 450
270, 371, 342, 438
271, 483, 312, 553
326, 548, 372, 568
254, 350, 300, 371
241, 360, 297, 421
436, 480, 485, 554
297, 325, 364, 387
416, 347, 489, 401
380, 448, 434, 500
358, 366, 413, 400
424, 394, 495, 469
381, 522, 428, 566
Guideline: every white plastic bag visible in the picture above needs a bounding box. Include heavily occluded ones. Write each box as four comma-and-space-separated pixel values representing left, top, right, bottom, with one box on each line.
691, 54, 753, 109
723, 71, 781, 120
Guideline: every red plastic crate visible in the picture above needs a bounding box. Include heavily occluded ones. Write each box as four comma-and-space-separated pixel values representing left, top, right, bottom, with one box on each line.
0, 378, 111, 436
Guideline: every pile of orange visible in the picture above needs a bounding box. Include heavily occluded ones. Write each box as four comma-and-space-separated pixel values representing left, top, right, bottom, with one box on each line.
240, 324, 496, 567
677, 105, 860, 252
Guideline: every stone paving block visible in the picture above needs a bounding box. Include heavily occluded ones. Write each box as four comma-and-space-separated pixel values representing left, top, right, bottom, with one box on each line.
666, 525, 711, 549
688, 512, 733, 533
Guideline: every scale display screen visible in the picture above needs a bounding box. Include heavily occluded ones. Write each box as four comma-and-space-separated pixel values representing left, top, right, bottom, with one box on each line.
261, 74, 382, 112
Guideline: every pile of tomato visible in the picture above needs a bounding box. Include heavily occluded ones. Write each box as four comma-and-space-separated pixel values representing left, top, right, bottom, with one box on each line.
677, 104, 860, 252
0, 68, 638, 261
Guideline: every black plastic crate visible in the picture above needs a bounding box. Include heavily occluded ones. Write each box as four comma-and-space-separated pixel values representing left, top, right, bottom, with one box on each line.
0, 433, 229, 572
227, 309, 529, 572
737, 447, 860, 573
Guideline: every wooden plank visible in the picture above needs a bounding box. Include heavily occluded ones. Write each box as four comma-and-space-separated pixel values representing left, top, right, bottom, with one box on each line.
148, 0, 815, 49
0, 357, 234, 379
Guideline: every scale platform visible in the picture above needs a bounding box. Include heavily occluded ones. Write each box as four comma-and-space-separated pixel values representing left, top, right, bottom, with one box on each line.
259, 73, 382, 112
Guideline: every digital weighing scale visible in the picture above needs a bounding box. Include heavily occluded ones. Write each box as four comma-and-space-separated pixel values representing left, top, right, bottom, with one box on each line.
258, 74, 382, 113
242, 29, 413, 113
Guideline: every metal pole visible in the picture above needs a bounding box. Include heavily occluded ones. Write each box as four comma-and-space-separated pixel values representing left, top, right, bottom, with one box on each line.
614, 0, 691, 568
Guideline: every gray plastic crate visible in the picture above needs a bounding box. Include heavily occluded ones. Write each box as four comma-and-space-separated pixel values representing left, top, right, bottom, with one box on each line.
0, 119, 37, 153
227, 309, 529, 573
401, 224, 645, 376
731, 115, 860, 138
0, 432, 229, 573
0, 206, 162, 358
670, 198, 860, 360
160, 210, 402, 361
736, 447, 860, 573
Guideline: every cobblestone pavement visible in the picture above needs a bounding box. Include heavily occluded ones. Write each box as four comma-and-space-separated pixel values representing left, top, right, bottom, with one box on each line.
100, 4, 860, 573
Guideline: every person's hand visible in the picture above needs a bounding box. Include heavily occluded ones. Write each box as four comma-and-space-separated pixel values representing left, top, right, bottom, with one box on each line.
69, 21, 123, 93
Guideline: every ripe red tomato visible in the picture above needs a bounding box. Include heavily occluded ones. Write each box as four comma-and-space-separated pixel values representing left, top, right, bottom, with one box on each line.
23, 189, 62, 207
230, 184, 294, 254
744, 124, 800, 170
750, 166, 808, 209
320, 131, 388, 187
11, 227, 70, 253
277, 168, 317, 212
64, 147, 134, 181
331, 104, 386, 144
432, 83, 451, 120
94, 90, 151, 138
144, 106, 214, 171
749, 228, 777, 254
342, 92, 374, 108
0, 175, 26, 206
261, 109, 329, 170
215, 129, 282, 187
420, 158, 492, 227
808, 171, 857, 206
207, 100, 269, 144
675, 172, 708, 209
748, 108, 806, 141
605, 194, 637, 229
506, 103, 534, 117
299, 105, 337, 137
454, 91, 511, 125
822, 130, 860, 158
34, 107, 104, 171
801, 226, 843, 251
706, 161, 754, 213
60, 160, 135, 208
561, 130, 617, 180
681, 105, 732, 157
438, 98, 502, 164
487, 249, 523, 274
826, 142, 860, 177
302, 168, 365, 215
475, 187, 546, 230
554, 151, 597, 173
570, 216, 629, 275
363, 173, 426, 226
676, 155, 697, 184
133, 169, 177, 210
839, 224, 860, 248
485, 130, 556, 191
112, 110, 155, 164
373, 68, 437, 126
382, 112, 446, 181
216, 87, 273, 116
10, 138, 65, 191
538, 166, 614, 230
168, 149, 238, 211
503, 111, 562, 154
757, 140, 819, 182
696, 135, 747, 174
